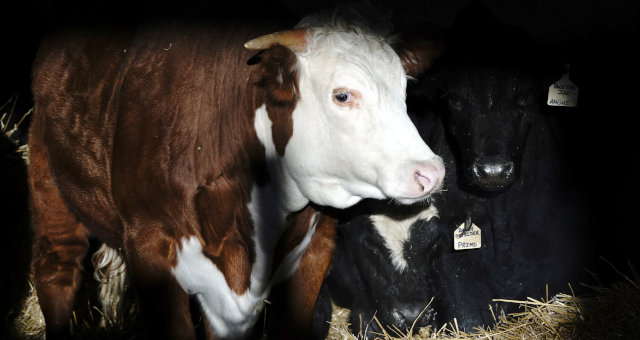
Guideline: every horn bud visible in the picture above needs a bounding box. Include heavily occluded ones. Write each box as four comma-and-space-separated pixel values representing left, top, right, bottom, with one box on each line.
244, 29, 310, 52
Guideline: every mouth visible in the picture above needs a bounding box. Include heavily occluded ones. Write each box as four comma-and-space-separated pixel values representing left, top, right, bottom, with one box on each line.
390, 193, 434, 206
468, 179, 515, 195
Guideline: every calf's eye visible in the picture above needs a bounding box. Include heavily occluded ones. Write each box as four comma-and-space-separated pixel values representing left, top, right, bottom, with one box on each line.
332, 88, 361, 108
333, 91, 352, 104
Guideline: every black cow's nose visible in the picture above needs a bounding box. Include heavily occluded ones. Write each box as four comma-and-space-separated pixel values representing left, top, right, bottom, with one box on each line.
390, 305, 432, 330
472, 160, 515, 188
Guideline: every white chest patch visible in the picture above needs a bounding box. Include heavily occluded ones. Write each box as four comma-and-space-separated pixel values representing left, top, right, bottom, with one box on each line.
172, 215, 318, 339
171, 104, 319, 337
370, 204, 438, 272
171, 185, 285, 339
172, 237, 265, 338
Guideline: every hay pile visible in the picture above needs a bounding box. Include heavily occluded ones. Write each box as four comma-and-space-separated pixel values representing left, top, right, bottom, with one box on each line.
8, 266, 639, 339
9, 245, 142, 340
1, 98, 33, 339
326, 265, 640, 340
0, 97, 30, 160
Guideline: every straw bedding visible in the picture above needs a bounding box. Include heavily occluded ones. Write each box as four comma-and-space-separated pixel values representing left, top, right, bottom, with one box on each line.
324, 266, 639, 340
7, 249, 639, 339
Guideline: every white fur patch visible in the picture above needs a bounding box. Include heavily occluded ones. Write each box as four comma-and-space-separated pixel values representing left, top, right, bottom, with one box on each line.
271, 211, 319, 284
278, 26, 443, 208
253, 104, 308, 213
172, 208, 319, 338
170, 106, 322, 338
370, 205, 438, 272
173, 237, 265, 338
91, 244, 127, 328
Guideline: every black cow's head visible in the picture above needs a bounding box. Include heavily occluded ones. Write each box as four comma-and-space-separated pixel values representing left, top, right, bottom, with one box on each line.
438, 63, 541, 193
406, 2, 558, 195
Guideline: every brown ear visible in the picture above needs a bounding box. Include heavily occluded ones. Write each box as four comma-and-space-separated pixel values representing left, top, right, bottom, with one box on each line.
252, 44, 299, 156
392, 31, 445, 78
256, 45, 299, 104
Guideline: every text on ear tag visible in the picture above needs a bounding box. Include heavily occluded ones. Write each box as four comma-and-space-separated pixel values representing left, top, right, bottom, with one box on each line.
454, 222, 481, 250
547, 73, 578, 107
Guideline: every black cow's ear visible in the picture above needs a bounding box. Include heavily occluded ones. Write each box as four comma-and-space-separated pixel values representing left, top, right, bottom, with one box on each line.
391, 27, 445, 78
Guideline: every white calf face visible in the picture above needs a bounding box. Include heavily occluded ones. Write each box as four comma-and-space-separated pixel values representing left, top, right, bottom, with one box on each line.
284, 31, 444, 208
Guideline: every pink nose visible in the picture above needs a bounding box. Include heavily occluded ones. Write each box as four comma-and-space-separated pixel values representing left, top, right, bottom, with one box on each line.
414, 159, 445, 195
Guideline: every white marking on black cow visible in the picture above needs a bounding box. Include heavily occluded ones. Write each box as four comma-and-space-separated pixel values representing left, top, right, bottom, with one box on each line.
371, 205, 439, 272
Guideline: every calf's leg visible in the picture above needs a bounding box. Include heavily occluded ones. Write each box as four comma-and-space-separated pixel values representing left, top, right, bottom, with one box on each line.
123, 223, 196, 340
28, 122, 90, 338
269, 207, 336, 339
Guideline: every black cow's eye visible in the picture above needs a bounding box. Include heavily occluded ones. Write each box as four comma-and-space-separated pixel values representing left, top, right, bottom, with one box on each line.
448, 94, 463, 111
516, 92, 532, 108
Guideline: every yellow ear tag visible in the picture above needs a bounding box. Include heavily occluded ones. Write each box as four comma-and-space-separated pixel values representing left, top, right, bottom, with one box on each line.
454, 220, 481, 250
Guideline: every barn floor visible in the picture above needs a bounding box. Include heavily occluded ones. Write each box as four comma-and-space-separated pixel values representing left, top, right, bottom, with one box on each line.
325, 266, 640, 340
6, 263, 639, 340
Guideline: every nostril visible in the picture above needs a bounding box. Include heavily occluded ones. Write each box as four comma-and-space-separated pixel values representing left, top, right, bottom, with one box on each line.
411, 158, 445, 197
473, 163, 485, 179
472, 159, 516, 189
392, 305, 431, 329
415, 171, 430, 192
503, 162, 514, 176
474, 162, 514, 179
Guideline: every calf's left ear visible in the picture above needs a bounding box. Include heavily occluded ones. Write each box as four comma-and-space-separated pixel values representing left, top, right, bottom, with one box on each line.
391, 33, 444, 78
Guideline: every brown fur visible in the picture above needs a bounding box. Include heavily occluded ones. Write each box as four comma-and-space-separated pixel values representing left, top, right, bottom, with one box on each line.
29, 21, 300, 339
196, 181, 255, 295
28, 110, 92, 334
286, 212, 337, 333
254, 44, 299, 156
268, 206, 337, 339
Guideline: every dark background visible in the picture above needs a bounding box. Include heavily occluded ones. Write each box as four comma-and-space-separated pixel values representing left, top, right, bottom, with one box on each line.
2, 0, 638, 110
1, 0, 639, 280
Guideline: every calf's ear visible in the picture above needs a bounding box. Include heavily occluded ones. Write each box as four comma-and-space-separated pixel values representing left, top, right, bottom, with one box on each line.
254, 45, 300, 105
249, 44, 300, 156
245, 29, 307, 104
391, 30, 445, 78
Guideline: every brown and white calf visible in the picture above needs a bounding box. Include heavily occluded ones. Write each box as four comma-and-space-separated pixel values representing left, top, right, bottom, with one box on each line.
28, 15, 444, 339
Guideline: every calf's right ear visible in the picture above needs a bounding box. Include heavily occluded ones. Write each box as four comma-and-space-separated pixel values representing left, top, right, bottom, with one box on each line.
391, 31, 445, 79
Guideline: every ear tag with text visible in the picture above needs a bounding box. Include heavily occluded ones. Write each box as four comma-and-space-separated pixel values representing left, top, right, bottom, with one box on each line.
547, 69, 578, 107
454, 219, 481, 250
